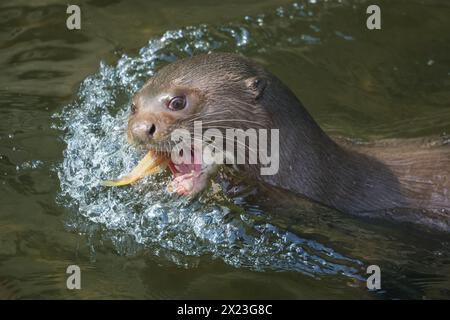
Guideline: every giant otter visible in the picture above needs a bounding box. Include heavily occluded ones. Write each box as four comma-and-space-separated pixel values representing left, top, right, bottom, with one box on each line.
120, 53, 449, 231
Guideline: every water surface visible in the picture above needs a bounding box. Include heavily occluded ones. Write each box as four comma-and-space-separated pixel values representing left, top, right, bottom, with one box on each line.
0, 0, 450, 299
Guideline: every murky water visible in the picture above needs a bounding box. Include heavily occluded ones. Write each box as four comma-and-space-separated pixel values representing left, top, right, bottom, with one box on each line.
1, 0, 450, 299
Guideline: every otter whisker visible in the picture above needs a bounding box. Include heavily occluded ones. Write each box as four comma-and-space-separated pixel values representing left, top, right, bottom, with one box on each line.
200, 119, 266, 127
183, 109, 232, 122
188, 135, 259, 157
194, 134, 260, 156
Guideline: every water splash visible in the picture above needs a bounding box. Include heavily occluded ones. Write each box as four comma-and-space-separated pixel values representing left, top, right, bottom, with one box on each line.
55, 2, 364, 278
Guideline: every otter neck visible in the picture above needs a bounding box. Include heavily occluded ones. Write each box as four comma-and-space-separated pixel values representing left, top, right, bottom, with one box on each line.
261, 88, 406, 215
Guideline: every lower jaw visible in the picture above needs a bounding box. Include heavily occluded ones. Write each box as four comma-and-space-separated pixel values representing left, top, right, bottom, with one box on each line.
140, 141, 218, 196
151, 150, 208, 196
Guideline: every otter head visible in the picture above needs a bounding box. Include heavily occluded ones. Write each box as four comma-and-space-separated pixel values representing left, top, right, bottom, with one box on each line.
126, 53, 271, 196
127, 81, 203, 149
128, 53, 270, 148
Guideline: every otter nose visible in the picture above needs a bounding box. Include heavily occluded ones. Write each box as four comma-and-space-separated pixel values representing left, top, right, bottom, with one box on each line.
131, 122, 157, 143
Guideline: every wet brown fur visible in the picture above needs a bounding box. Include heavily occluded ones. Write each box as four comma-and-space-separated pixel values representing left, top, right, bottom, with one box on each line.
129, 53, 450, 232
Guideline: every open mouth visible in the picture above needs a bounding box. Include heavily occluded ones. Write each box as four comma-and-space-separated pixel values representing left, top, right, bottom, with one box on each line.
167, 147, 202, 177
103, 146, 206, 196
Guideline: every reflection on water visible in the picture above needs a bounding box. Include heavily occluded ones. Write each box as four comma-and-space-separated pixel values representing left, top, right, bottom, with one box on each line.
1, 0, 450, 299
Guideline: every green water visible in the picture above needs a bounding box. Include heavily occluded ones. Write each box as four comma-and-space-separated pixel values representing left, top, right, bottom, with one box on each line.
1, 0, 450, 299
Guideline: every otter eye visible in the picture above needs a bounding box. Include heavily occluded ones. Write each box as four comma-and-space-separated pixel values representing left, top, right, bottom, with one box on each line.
130, 103, 137, 114
167, 96, 186, 111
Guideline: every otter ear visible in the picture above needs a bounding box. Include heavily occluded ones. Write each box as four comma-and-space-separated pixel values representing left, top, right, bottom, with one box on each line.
245, 77, 267, 100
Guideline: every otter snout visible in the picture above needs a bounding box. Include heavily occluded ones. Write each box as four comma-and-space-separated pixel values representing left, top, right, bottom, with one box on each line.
130, 121, 157, 144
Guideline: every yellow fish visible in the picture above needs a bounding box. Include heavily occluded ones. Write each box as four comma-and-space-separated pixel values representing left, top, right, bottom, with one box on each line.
102, 150, 168, 186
